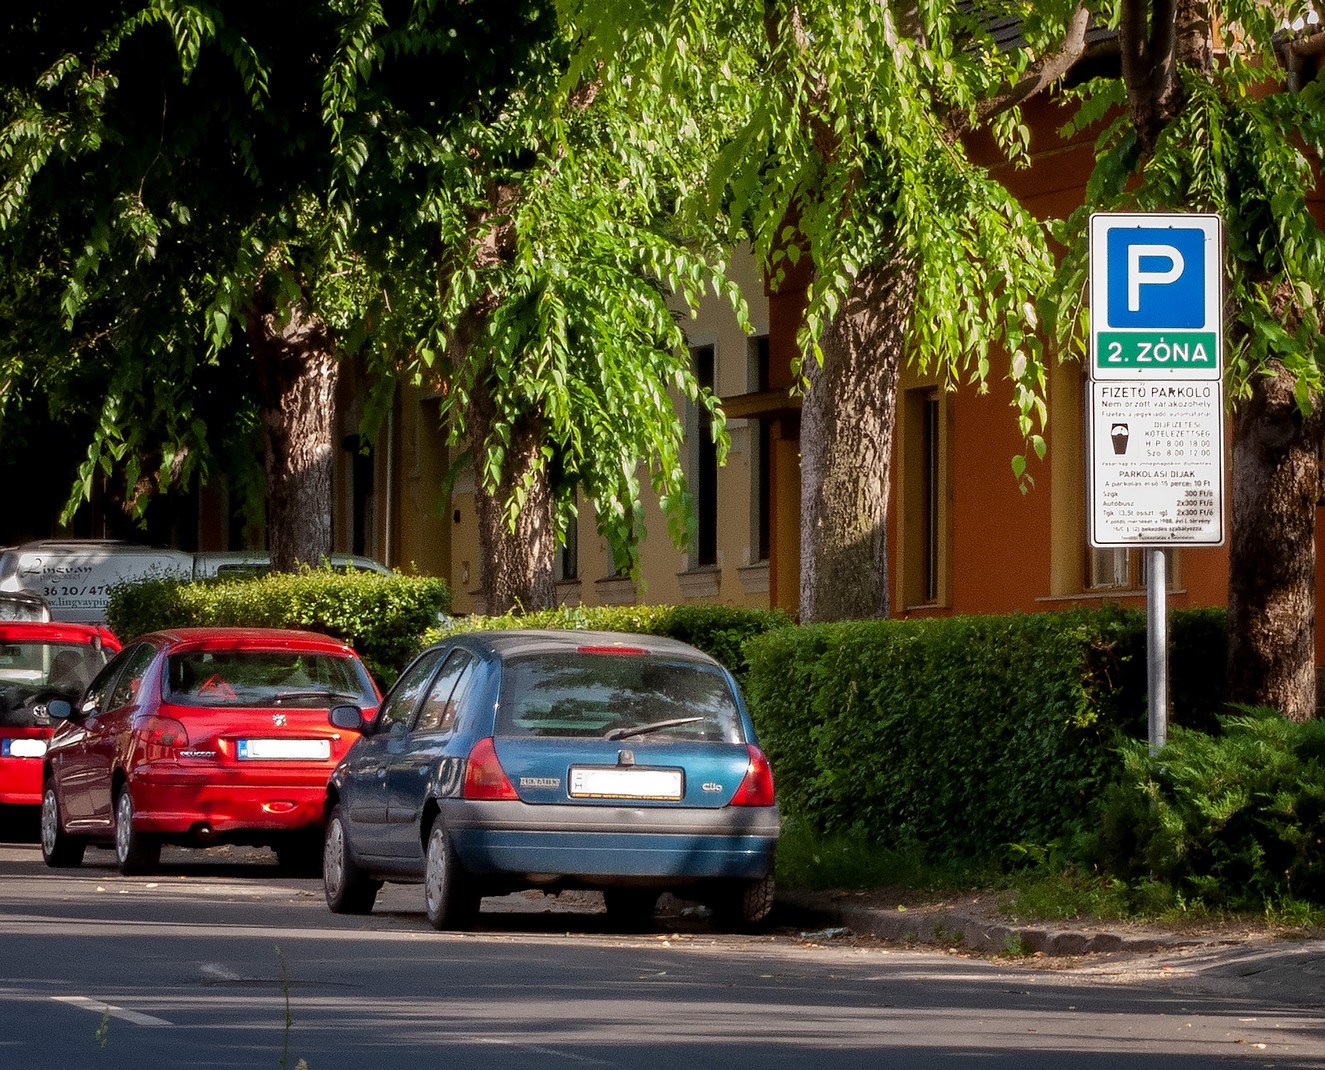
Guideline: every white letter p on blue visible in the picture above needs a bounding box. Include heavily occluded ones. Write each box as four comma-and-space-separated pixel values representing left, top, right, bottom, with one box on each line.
1127, 244, 1184, 311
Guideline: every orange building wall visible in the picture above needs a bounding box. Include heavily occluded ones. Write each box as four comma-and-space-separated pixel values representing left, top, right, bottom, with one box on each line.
887, 93, 1236, 624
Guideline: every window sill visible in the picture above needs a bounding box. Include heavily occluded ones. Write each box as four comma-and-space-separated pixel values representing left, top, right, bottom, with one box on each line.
594, 576, 636, 605
737, 562, 769, 595
1034, 588, 1188, 603
677, 566, 721, 600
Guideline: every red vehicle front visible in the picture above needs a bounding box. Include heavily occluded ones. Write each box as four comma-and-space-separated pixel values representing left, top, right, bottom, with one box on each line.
0, 622, 119, 824
41, 627, 379, 874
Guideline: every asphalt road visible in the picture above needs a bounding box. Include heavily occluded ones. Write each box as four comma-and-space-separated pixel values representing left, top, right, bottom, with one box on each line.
1, 839, 1322, 1070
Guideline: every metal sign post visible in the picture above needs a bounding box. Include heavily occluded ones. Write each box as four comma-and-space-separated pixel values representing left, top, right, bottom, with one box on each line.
1146, 548, 1168, 752
1088, 213, 1224, 755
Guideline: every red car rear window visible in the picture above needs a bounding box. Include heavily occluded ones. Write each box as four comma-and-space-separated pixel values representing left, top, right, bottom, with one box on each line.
165, 650, 372, 708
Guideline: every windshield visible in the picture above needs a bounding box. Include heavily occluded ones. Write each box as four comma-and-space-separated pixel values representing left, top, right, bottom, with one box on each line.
497, 652, 744, 742
0, 640, 108, 726
165, 650, 373, 708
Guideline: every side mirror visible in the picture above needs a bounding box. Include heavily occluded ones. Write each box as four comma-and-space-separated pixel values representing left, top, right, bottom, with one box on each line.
329, 704, 365, 732
45, 698, 74, 720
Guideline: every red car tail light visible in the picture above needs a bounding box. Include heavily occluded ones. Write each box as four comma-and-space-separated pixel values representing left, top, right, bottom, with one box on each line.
139, 715, 190, 762
729, 745, 776, 807
576, 645, 648, 656
462, 737, 518, 800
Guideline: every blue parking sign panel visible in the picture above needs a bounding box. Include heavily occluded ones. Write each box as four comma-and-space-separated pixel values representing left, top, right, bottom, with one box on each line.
1105, 226, 1206, 328
1090, 213, 1222, 381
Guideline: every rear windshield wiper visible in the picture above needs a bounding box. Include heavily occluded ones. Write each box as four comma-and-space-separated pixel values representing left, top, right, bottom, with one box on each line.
605, 716, 703, 741
272, 689, 364, 705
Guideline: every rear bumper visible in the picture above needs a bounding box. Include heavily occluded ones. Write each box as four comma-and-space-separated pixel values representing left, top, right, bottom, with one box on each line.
128, 768, 329, 836
444, 799, 779, 881
0, 755, 42, 806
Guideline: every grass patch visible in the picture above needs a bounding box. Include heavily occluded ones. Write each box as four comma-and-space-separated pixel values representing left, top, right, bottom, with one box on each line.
776, 819, 1325, 934
775, 819, 999, 894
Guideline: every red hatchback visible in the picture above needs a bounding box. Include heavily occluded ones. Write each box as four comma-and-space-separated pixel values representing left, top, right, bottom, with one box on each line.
0, 621, 120, 832
40, 627, 379, 875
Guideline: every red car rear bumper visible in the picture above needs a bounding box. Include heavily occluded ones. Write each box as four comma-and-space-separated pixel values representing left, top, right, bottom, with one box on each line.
128, 767, 330, 835
0, 733, 51, 806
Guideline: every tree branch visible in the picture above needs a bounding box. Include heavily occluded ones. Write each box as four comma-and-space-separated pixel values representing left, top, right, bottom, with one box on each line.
964, 3, 1093, 129
1121, 0, 1203, 155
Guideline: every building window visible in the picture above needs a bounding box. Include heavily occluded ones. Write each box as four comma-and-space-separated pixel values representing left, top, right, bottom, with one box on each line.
748, 335, 772, 563
557, 511, 579, 583
900, 387, 947, 607
1090, 546, 1177, 591
1089, 546, 1131, 589
921, 393, 941, 603
691, 344, 718, 569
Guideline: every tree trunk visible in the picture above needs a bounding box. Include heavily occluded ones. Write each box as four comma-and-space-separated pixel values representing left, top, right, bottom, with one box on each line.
1227, 361, 1323, 722
799, 255, 916, 623
247, 297, 337, 573
469, 383, 557, 615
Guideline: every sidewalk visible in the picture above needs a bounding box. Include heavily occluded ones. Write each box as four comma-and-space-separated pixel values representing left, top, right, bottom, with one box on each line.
774, 887, 1325, 1008
775, 886, 1321, 957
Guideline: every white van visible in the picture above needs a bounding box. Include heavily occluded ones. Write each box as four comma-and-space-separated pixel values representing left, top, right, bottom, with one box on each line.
0, 541, 193, 624
190, 552, 391, 579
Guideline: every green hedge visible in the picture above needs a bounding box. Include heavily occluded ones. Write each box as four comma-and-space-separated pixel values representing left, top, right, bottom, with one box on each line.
424, 603, 792, 680
1091, 708, 1325, 909
106, 568, 451, 687
743, 607, 1227, 864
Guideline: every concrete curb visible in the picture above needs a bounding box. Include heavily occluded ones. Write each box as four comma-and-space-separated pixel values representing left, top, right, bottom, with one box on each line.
776, 891, 1203, 956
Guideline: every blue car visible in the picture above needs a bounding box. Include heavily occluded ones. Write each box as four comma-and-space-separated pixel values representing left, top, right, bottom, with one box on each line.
322, 629, 779, 930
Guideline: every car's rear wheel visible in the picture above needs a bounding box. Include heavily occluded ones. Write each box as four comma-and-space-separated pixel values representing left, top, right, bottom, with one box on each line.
423, 821, 478, 931
602, 887, 659, 931
40, 783, 85, 868
114, 788, 160, 876
323, 807, 380, 915
711, 873, 776, 930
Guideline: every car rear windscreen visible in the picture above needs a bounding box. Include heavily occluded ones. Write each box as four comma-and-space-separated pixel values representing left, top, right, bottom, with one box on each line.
166, 650, 372, 708
497, 653, 743, 742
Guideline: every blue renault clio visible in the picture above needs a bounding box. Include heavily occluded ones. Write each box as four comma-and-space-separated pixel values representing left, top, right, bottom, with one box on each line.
322, 629, 779, 931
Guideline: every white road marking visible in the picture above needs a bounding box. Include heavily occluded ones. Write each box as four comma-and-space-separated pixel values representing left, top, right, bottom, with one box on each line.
51, 995, 171, 1027
475, 1036, 608, 1064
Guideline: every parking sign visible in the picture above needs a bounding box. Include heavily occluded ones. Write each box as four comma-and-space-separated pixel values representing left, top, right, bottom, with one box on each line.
1088, 213, 1224, 548
1090, 214, 1222, 380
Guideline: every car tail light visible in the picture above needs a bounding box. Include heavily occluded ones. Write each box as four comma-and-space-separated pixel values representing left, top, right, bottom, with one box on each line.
729, 745, 775, 807
140, 715, 189, 762
576, 645, 647, 656
462, 737, 518, 800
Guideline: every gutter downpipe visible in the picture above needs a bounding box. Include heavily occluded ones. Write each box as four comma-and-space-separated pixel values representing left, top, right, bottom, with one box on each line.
384, 404, 395, 570
1276, 29, 1325, 92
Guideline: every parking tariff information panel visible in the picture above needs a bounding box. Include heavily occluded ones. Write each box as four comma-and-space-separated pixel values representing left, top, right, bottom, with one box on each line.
1088, 213, 1225, 547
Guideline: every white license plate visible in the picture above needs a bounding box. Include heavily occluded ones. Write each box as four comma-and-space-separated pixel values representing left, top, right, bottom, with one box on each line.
569, 766, 683, 801
236, 738, 330, 761
6, 738, 47, 758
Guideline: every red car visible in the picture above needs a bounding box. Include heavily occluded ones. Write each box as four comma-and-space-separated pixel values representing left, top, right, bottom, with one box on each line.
0, 621, 120, 831
40, 627, 379, 875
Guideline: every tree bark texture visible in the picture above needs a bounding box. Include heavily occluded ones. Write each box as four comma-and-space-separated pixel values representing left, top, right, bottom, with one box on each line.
247, 297, 337, 573
799, 256, 915, 623
468, 381, 557, 615
1227, 361, 1324, 722
1120, 0, 1211, 154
